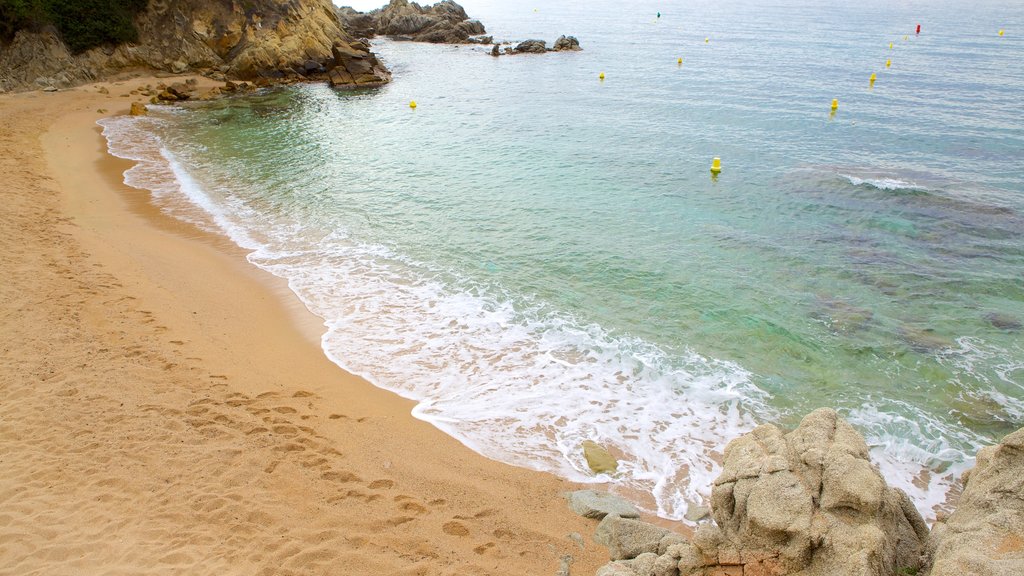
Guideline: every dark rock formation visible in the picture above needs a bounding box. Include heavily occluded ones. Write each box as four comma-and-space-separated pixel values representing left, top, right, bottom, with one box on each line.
514, 39, 547, 53
593, 409, 929, 576
337, 0, 486, 44
924, 427, 1024, 576
491, 36, 583, 56
0, 0, 390, 92
553, 35, 582, 51
327, 39, 391, 88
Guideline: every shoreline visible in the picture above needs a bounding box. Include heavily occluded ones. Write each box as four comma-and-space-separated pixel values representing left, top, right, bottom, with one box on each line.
0, 77, 615, 574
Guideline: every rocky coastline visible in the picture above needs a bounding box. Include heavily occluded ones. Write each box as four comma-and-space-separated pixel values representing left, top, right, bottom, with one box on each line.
338, 0, 487, 44
571, 409, 1023, 576
0, 0, 395, 93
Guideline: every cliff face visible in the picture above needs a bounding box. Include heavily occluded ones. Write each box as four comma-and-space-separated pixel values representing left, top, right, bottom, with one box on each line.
0, 0, 389, 91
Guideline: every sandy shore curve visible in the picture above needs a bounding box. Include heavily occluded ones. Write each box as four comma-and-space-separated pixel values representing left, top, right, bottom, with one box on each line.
0, 76, 609, 575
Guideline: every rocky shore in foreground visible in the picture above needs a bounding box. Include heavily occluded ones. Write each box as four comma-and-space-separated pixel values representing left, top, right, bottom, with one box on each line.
571, 409, 1023, 576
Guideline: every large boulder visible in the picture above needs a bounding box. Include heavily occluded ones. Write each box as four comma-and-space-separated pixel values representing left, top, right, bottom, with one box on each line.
594, 515, 671, 561
553, 35, 582, 51
327, 40, 390, 88
591, 409, 929, 576
925, 428, 1024, 576
338, 0, 486, 44
513, 39, 547, 54
566, 490, 641, 520
705, 409, 928, 576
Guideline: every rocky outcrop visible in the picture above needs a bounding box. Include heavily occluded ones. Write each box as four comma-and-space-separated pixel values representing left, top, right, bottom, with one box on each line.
338, 0, 486, 44
493, 35, 583, 56
553, 35, 582, 51
514, 39, 548, 54
0, 0, 390, 92
924, 428, 1024, 576
593, 409, 929, 576
326, 38, 390, 88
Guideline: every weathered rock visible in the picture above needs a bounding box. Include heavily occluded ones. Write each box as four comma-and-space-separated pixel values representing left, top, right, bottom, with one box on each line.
683, 503, 710, 522
553, 35, 582, 51
595, 562, 635, 576
567, 490, 640, 519
129, 102, 148, 116
339, 0, 486, 44
708, 409, 928, 575
591, 409, 929, 576
0, 0, 390, 92
327, 40, 390, 88
621, 552, 658, 574
583, 440, 619, 474
925, 427, 1024, 576
514, 39, 547, 53
595, 516, 671, 561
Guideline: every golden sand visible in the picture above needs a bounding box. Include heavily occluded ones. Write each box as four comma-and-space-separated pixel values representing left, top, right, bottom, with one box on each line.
0, 76, 610, 575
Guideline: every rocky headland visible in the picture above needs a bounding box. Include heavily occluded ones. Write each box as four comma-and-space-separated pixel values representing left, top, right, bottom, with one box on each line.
0, 0, 390, 92
574, 409, 1023, 576
337, 0, 487, 44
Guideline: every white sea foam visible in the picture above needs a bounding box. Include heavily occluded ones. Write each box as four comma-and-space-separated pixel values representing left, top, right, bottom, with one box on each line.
847, 403, 976, 519
99, 113, 1002, 524
99, 113, 771, 520
839, 173, 930, 192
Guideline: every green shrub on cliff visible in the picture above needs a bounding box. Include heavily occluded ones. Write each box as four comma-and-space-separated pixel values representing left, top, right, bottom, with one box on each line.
0, 0, 47, 43
0, 0, 149, 54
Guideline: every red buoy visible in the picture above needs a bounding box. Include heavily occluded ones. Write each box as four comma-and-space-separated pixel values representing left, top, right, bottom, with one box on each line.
916, 24, 921, 34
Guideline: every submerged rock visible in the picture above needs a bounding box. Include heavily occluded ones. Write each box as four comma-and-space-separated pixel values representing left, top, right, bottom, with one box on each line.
128, 102, 148, 116
925, 427, 1024, 576
566, 490, 640, 519
984, 311, 1022, 331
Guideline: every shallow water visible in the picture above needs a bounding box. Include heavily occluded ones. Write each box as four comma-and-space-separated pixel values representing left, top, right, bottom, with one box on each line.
100, 0, 1024, 521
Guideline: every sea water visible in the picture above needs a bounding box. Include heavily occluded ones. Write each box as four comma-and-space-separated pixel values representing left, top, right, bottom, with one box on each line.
99, 0, 1024, 521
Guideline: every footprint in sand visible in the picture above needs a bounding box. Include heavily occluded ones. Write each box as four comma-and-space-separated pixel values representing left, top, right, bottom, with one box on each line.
367, 479, 394, 490
442, 521, 470, 537
473, 542, 495, 555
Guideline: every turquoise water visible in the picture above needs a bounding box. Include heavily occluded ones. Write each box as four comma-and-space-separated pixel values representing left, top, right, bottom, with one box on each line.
101, 0, 1024, 521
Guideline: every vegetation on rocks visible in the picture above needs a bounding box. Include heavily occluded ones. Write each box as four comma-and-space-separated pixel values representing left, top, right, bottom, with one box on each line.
0, 0, 148, 53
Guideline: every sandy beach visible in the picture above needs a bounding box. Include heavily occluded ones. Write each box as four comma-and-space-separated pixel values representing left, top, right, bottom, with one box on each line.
0, 76, 610, 575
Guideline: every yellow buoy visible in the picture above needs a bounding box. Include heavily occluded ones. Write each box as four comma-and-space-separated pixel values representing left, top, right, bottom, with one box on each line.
599, 72, 605, 80
831, 98, 839, 111
869, 72, 877, 86
409, 100, 417, 108
710, 157, 722, 174
677, 57, 683, 65
889, 42, 893, 49
998, 29, 1004, 36
886, 58, 891, 68
705, 37, 709, 43
904, 35, 909, 40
